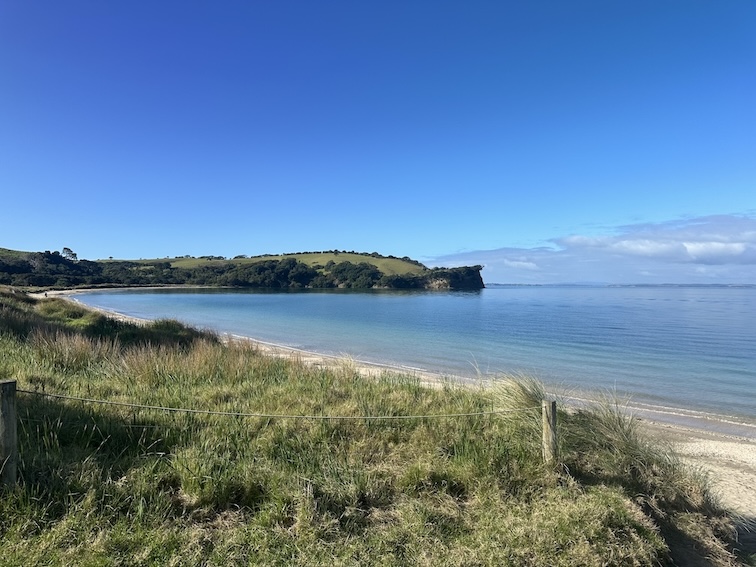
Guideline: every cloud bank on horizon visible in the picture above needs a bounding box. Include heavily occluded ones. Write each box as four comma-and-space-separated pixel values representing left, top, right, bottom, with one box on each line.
430, 214, 756, 285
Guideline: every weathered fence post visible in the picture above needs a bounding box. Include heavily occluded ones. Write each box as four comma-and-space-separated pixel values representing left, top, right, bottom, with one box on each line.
541, 399, 557, 465
0, 380, 17, 487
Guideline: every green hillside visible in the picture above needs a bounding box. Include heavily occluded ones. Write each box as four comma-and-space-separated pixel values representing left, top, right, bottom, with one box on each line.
0, 247, 32, 261
141, 251, 427, 276
0, 248, 483, 290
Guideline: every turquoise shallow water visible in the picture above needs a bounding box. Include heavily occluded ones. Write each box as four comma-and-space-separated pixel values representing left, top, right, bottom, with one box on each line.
75, 286, 756, 437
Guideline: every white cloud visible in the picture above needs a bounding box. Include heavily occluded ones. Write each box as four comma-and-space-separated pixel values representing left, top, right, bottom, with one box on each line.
503, 259, 539, 270
557, 215, 756, 265
683, 241, 747, 262
610, 239, 685, 258
429, 214, 756, 284
559, 235, 604, 247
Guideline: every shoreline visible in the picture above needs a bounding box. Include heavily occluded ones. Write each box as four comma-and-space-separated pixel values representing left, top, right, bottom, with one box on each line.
33, 288, 756, 520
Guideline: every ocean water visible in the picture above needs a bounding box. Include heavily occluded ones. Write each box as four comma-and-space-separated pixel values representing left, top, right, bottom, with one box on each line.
75, 286, 756, 437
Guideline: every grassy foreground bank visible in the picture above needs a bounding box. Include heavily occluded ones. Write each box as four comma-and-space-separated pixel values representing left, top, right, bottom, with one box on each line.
0, 288, 747, 565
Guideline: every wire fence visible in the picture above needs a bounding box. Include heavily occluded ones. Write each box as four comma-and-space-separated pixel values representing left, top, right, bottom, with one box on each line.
1, 379, 558, 487
16, 388, 541, 421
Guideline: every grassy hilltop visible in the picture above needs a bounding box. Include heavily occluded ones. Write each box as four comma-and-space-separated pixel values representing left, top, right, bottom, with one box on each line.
0, 287, 748, 566
0, 248, 483, 290
153, 251, 427, 276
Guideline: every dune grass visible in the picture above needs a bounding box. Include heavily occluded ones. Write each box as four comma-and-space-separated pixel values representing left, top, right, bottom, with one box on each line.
0, 287, 746, 565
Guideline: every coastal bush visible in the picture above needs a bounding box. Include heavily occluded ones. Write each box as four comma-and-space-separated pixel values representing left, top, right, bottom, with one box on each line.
0, 290, 744, 565
0, 248, 481, 290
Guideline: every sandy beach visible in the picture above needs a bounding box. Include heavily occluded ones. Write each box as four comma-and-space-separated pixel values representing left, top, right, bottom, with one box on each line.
35, 289, 756, 531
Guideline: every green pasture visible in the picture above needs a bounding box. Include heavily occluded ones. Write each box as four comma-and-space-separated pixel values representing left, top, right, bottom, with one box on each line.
143, 252, 428, 276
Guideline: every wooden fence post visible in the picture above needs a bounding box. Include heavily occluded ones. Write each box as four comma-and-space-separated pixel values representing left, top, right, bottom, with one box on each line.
1, 380, 17, 487
542, 399, 557, 465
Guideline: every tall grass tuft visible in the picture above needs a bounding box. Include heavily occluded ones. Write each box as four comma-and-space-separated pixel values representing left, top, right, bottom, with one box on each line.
31, 330, 119, 374
560, 395, 740, 565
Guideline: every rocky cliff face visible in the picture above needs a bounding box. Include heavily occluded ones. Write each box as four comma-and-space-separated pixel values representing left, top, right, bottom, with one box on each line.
421, 266, 484, 290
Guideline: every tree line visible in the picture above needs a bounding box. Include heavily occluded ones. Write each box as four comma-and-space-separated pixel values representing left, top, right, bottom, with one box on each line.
0, 250, 484, 290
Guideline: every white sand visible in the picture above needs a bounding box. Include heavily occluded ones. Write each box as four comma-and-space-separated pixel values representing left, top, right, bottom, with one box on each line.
643, 422, 756, 519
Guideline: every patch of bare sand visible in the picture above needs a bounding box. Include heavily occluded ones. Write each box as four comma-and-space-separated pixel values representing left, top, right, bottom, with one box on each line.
643, 422, 756, 519
643, 421, 756, 562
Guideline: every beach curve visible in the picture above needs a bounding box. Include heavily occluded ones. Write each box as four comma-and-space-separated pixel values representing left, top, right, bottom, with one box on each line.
32, 288, 756, 529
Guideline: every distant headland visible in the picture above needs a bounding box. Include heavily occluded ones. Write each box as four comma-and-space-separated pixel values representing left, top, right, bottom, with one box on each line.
0, 247, 484, 291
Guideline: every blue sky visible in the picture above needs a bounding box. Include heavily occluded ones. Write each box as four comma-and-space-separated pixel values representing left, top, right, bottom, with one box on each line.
1, 1, 754, 284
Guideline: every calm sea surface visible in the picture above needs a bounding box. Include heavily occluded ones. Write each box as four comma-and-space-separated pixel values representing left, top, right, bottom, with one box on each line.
75, 286, 756, 437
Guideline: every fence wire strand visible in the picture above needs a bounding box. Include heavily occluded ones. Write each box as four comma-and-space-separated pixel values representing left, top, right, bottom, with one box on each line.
17, 389, 541, 421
